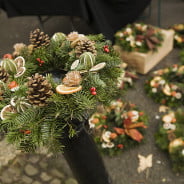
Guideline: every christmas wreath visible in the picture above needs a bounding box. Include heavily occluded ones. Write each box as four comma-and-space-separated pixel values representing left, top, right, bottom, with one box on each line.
145, 64, 184, 107
114, 23, 164, 53
170, 24, 184, 48
155, 109, 184, 172
0, 29, 123, 152
88, 99, 148, 156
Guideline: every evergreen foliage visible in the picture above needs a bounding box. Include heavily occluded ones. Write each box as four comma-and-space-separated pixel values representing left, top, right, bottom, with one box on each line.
0, 31, 123, 153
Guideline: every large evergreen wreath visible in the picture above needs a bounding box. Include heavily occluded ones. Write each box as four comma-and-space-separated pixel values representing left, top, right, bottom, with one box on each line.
155, 109, 184, 172
0, 30, 122, 152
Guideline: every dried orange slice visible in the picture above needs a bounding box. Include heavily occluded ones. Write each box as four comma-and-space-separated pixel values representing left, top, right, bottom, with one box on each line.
15, 67, 26, 78
56, 84, 82, 94
14, 56, 25, 68
0, 105, 16, 120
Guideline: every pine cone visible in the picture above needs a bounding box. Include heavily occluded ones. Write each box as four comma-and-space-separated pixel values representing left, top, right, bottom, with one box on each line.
0, 67, 9, 83
29, 28, 50, 49
75, 39, 97, 57
62, 71, 82, 87
27, 73, 53, 106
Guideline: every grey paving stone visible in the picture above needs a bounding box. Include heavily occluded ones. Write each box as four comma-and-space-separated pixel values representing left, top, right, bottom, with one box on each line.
28, 155, 40, 164
40, 172, 52, 181
65, 178, 78, 184
39, 159, 48, 169
22, 175, 33, 184
50, 178, 62, 184
32, 181, 42, 184
25, 164, 39, 176
50, 169, 65, 179
0, 171, 13, 183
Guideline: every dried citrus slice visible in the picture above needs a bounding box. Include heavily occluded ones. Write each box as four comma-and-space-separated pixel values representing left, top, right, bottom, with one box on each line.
89, 62, 106, 72
14, 56, 25, 68
0, 105, 16, 120
162, 84, 171, 96
56, 84, 82, 94
70, 59, 79, 70
15, 67, 26, 78
10, 96, 31, 112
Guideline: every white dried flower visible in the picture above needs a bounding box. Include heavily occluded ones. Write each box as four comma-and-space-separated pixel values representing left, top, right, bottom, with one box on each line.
13, 43, 26, 56
88, 117, 95, 129
67, 31, 80, 41
131, 110, 139, 122
163, 123, 176, 130
150, 76, 163, 87
126, 35, 134, 42
171, 85, 178, 90
135, 41, 142, 46
169, 124, 176, 130
142, 25, 148, 31
162, 113, 175, 124
135, 23, 141, 28
125, 28, 132, 34
102, 142, 115, 148
159, 80, 166, 85
152, 88, 157, 93
172, 67, 178, 72
102, 131, 111, 143
130, 41, 135, 47
175, 92, 182, 99
119, 32, 124, 37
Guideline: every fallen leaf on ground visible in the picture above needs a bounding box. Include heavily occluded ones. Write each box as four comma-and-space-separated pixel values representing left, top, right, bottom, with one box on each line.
137, 154, 153, 173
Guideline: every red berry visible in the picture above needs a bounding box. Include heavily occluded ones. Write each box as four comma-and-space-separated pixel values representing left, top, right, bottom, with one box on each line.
36, 58, 41, 62
3, 54, 13, 59
103, 45, 110, 53
90, 87, 96, 92
117, 144, 124, 149
3, 53, 13, 59
104, 48, 110, 53
103, 125, 108, 128
24, 130, 31, 135
91, 91, 97, 95
8, 81, 18, 89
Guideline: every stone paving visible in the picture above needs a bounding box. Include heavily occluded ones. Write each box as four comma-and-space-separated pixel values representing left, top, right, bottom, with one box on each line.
0, 139, 78, 184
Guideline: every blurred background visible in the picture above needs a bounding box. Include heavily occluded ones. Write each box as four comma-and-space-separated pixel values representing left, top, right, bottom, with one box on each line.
0, 0, 184, 184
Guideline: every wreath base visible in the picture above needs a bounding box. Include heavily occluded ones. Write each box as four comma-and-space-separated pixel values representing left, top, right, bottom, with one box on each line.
61, 120, 112, 184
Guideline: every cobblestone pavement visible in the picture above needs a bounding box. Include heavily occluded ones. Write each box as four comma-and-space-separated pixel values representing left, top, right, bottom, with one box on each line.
0, 139, 78, 184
